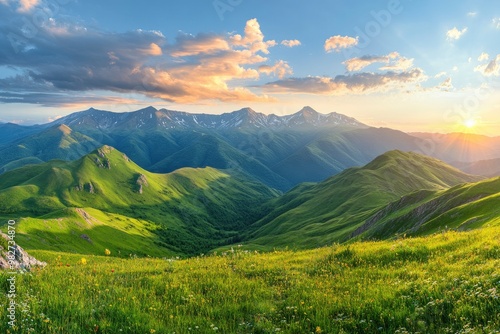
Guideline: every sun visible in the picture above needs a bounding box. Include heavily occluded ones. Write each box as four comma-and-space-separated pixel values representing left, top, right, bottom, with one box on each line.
464, 119, 477, 129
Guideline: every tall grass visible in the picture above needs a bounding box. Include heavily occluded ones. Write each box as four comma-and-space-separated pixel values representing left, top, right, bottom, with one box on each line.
1, 227, 499, 333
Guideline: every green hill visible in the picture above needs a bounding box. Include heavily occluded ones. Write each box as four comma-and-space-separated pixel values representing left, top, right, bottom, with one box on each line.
353, 176, 500, 239
245, 150, 483, 249
0, 146, 278, 256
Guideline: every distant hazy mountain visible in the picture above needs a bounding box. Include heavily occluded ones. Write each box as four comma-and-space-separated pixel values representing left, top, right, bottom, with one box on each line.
452, 158, 500, 178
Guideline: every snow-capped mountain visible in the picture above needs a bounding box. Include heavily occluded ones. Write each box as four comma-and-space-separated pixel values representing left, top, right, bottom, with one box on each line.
53, 106, 366, 130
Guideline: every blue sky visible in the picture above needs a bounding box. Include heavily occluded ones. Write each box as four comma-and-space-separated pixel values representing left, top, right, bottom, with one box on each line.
0, 0, 499, 135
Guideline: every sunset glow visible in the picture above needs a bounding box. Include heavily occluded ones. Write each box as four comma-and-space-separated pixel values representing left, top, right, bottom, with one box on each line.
0, 1, 499, 136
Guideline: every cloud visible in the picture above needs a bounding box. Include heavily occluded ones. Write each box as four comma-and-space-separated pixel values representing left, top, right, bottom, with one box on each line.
140, 42, 163, 56
258, 60, 293, 79
475, 54, 500, 76
0, 91, 141, 107
434, 71, 447, 78
263, 68, 426, 95
446, 27, 468, 40
467, 12, 477, 17
438, 77, 453, 91
281, 39, 301, 48
324, 35, 358, 52
478, 52, 489, 61
493, 18, 500, 29
17, 0, 39, 12
0, 17, 283, 105
170, 33, 230, 57
343, 52, 413, 72
230, 18, 277, 54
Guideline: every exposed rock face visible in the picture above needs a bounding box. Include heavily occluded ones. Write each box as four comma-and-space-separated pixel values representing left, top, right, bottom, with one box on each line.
80, 234, 92, 243
98, 145, 113, 157
85, 182, 95, 194
0, 233, 46, 271
136, 174, 148, 194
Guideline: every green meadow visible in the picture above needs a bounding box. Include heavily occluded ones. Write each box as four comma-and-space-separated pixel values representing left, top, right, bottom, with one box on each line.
1, 227, 499, 333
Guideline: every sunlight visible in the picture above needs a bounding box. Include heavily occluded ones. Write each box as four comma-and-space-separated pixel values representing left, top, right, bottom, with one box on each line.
464, 119, 477, 129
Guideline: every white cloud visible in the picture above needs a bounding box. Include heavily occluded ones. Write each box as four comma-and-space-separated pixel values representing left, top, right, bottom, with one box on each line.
467, 12, 477, 17
434, 71, 447, 78
475, 54, 500, 76
446, 27, 468, 40
324, 35, 358, 53
438, 77, 453, 91
493, 18, 500, 29
281, 39, 301, 48
478, 52, 489, 62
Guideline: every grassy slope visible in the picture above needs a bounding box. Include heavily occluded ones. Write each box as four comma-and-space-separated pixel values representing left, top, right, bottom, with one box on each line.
0, 146, 278, 256
356, 176, 500, 239
1, 227, 499, 333
0, 125, 100, 169
246, 150, 483, 249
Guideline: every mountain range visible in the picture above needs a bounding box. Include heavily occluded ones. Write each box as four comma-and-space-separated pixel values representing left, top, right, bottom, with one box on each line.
1, 144, 499, 256
1, 106, 500, 256
1, 106, 499, 192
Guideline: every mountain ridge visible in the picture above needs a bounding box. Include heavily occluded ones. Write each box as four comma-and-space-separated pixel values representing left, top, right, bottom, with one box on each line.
52, 105, 367, 130
244, 150, 484, 249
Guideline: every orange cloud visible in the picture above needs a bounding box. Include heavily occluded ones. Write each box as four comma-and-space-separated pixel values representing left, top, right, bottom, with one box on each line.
140, 43, 163, 56
230, 18, 277, 54
170, 35, 230, 57
344, 52, 413, 72
259, 60, 293, 78
17, 0, 39, 12
264, 68, 426, 95
324, 35, 358, 52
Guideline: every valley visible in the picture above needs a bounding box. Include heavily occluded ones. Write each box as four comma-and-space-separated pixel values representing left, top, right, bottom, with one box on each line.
0, 106, 499, 333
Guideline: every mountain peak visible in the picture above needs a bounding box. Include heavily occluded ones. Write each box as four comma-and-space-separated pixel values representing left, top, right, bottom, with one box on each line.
138, 106, 158, 113
297, 106, 319, 115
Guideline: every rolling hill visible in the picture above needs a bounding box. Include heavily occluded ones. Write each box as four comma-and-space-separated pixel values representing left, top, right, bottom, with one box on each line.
0, 146, 278, 256
244, 150, 484, 249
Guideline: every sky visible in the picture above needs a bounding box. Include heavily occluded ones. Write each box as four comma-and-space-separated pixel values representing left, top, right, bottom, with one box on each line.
0, 0, 499, 135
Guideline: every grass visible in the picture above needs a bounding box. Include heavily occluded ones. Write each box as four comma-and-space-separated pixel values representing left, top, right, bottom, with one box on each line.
246, 150, 484, 249
1, 227, 499, 333
0, 146, 278, 256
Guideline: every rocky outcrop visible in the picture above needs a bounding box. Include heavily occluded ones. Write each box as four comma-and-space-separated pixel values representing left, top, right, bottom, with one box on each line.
0, 233, 46, 271
84, 182, 95, 193
97, 145, 113, 157
136, 173, 148, 194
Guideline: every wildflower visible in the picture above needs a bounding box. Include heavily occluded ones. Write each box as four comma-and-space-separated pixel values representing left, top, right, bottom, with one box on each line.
80, 258, 87, 265
150, 330, 156, 334
105, 249, 111, 256
315, 326, 322, 333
